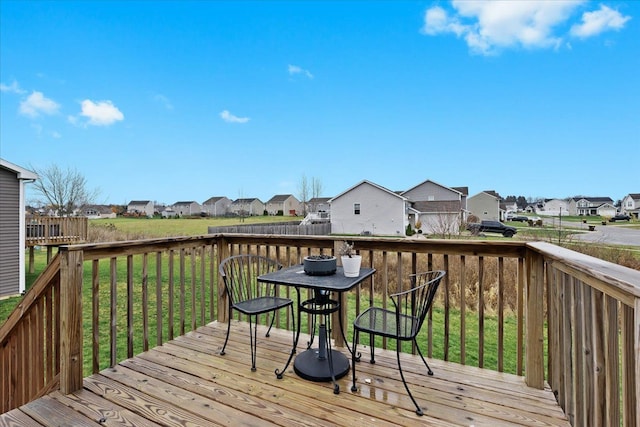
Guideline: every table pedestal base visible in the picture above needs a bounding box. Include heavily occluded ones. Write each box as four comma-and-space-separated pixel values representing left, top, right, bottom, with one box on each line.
293, 348, 350, 382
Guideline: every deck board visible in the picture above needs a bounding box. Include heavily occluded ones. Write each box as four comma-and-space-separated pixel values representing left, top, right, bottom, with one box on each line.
0, 321, 570, 426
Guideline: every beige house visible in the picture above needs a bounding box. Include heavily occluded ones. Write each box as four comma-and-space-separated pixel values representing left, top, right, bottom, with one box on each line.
569, 197, 614, 216
229, 198, 265, 216
265, 194, 301, 216
467, 190, 503, 221
172, 201, 202, 216
401, 180, 467, 235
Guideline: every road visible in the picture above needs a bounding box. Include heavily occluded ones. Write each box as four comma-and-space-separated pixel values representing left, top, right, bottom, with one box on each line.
564, 222, 640, 247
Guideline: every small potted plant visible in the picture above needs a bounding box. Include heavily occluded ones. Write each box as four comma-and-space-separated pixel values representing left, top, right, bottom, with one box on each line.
303, 254, 336, 276
339, 241, 361, 277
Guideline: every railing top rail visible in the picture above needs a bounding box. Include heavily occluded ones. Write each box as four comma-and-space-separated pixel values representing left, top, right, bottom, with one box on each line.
527, 241, 640, 305
59, 233, 528, 260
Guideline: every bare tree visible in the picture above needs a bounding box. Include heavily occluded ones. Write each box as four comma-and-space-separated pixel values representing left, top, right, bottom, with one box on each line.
298, 174, 310, 217
311, 177, 323, 199
31, 164, 99, 216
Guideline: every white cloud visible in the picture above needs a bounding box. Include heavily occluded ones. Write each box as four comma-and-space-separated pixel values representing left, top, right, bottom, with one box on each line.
19, 91, 60, 117
570, 5, 631, 38
220, 110, 250, 124
288, 64, 314, 79
79, 99, 124, 126
0, 80, 25, 94
421, 1, 630, 55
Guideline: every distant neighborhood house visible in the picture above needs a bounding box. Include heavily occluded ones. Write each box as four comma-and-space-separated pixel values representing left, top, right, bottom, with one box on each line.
228, 198, 265, 216
621, 193, 640, 219
569, 197, 615, 217
127, 200, 154, 217
80, 204, 117, 219
401, 180, 468, 235
329, 180, 408, 236
172, 201, 202, 216
202, 196, 231, 217
467, 190, 503, 221
265, 194, 301, 216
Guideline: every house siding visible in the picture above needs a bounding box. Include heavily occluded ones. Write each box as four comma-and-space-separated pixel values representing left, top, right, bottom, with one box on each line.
0, 167, 20, 297
468, 192, 501, 221
331, 182, 406, 236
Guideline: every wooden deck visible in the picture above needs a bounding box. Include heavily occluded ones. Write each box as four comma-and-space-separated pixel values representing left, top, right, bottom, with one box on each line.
1, 321, 569, 426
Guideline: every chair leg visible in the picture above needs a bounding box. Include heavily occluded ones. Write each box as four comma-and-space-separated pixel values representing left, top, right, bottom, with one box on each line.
396, 340, 423, 416
249, 316, 257, 372
414, 338, 433, 376
220, 310, 231, 356
265, 311, 276, 337
369, 333, 376, 364
351, 329, 359, 392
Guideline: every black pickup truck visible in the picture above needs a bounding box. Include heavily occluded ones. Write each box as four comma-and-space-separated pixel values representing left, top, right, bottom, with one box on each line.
467, 220, 517, 237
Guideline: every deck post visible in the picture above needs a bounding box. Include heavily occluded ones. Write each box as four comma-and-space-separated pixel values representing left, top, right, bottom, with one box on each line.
525, 248, 545, 389
59, 247, 84, 394
217, 236, 230, 323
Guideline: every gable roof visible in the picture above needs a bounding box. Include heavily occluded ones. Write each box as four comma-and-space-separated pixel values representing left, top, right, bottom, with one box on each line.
173, 201, 198, 205
401, 179, 463, 197
451, 186, 469, 196
328, 180, 407, 203
128, 200, 152, 205
0, 158, 39, 180
572, 196, 614, 203
625, 193, 640, 201
267, 194, 295, 203
232, 198, 262, 204
308, 197, 331, 204
483, 190, 503, 200
203, 196, 227, 204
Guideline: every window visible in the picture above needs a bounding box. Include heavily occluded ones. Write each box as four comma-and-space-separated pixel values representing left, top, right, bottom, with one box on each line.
354, 203, 361, 215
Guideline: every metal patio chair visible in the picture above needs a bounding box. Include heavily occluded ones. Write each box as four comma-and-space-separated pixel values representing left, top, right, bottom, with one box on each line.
219, 254, 295, 372
350, 270, 446, 416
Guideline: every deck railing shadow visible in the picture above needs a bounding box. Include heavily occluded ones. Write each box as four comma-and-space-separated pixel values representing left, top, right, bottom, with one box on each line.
1, 234, 638, 426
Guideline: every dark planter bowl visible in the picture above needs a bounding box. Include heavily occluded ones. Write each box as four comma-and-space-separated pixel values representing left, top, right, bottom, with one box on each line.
303, 256, 337, 276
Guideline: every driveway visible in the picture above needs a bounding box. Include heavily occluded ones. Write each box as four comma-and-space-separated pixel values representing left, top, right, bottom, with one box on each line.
568, 223, 640, 247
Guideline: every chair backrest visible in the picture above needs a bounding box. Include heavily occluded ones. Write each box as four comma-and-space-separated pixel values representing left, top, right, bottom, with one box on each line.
219, 255, 283, 305
390, 270, 446, 339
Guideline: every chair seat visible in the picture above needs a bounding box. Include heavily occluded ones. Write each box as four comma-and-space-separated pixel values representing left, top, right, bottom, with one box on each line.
354, 307, 418, 340
233, 296, 293, 316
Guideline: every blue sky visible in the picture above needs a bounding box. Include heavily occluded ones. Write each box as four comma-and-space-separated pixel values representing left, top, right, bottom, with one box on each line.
1, 1, 638, 206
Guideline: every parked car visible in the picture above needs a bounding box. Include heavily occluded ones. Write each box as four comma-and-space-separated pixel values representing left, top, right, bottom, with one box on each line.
609, 214, 631, 222
467, 220, 517, 238
509, 215, 529, 222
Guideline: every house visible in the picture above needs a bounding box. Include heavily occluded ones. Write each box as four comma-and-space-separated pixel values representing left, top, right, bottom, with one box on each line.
307, 197, 331, 215
329, 180, 408, 236
621, 193, 640, 219
401, 180, 467, 235
202, 196, 231, 217
468, 190, 503, 221
228, 198, 265, 217
172, 201, 202, 216
265, 194, 301, 216
80, 204, 117, 219
539, 198, 570, 216
127, 200, 155, 217
300, 197, 332, 224
0, 159, 38, 298
568, 197, 615, 216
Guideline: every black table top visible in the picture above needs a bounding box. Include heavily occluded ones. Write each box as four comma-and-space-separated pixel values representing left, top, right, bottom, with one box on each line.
258, 265, 376, 292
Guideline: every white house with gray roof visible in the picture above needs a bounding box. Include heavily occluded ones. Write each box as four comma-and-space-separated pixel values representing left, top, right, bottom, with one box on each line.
329, 180, 408, 236
202, 196, 231, 217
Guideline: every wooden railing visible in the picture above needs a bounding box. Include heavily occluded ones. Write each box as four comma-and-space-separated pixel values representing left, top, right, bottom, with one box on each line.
1, 234, 638, 425
25, 216, 88, 246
